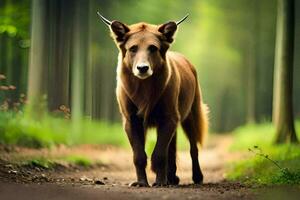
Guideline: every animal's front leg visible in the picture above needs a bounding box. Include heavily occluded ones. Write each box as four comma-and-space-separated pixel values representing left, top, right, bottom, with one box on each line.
124, 116, 149, 187
151, 119, 177, 186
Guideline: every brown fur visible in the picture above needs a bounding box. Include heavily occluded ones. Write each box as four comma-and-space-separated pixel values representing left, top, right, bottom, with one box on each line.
106, 20, 208, 186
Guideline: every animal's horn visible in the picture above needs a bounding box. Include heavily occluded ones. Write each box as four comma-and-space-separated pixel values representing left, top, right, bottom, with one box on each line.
97, 12, 112, 26
176, 14, 189, 25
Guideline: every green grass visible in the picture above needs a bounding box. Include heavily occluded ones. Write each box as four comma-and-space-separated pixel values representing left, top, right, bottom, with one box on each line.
0, 111, 128, 148
64, 155, 93, 167
0, 111, 190, 151
227, 121, 300, 185
230, 123, 276, 151
20, 156, 97, 169
24, 157, 55, 169
145, 127, 190, 155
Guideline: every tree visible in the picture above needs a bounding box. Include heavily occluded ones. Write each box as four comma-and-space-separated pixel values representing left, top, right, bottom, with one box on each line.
246, 0, 260, 124
273, 0, 298, 143
47, 0, 73, 111
27, 0, 48, 119
71, 0, 89, 120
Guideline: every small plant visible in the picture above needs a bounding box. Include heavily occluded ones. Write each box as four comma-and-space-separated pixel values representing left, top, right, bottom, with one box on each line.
58, 105, 71, 119
52, 105, 71, 119
25, 158, 54, 169
0, 73, 26, 112
248, 146, 286, 172
248, 146, 300, 185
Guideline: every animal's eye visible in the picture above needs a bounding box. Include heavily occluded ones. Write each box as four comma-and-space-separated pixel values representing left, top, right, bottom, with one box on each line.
129, 45, 138, 53
148, 45, 158, 53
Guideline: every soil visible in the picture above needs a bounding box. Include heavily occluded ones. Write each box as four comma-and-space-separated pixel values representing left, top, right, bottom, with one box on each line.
0, 135, 255, 200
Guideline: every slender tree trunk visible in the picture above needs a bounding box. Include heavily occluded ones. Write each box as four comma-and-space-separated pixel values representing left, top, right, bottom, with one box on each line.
20, 48, 29, 94
246, 0, 260, 124
47, 0, 72, 111
273, 0, 298, 143
84, 0, 93, 118
5, 38, 13, 83
246, 45, 256, 124
71, 0, 89, 121
27, 0, 48, 119
4, 0, 13, 83
0, 34, 7, 75
11, 39, 22, 102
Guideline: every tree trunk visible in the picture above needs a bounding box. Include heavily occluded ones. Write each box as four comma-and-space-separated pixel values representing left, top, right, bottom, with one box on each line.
273, 0, 298, 143
246, 45, 257, 124
246, 0, 260, 124
27, 0, 48, 119
47, 0, 72, 111
71, 0, 89, 121
0, 34, 7, 76
84, 0, 93, 118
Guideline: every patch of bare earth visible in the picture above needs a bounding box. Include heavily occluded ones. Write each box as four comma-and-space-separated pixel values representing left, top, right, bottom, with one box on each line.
0, 135, 254, 200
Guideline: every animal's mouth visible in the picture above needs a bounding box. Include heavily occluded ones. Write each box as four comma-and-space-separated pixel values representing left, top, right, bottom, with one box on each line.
134, 72, 153, 79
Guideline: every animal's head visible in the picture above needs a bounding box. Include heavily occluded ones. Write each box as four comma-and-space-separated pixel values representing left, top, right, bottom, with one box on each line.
98, 13, 188, 79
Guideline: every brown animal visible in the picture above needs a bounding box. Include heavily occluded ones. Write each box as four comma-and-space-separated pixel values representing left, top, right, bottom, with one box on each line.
98, 13, 208, 187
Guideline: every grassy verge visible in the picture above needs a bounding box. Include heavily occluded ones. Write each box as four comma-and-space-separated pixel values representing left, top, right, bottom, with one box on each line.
227, 121, 300, 185
17, 156, 97, 169
0, 111, 190, 151
0, 111, 128, 148
63, 155, 94, 167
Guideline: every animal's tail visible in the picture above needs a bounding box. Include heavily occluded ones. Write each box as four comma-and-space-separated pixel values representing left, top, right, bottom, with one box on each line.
182, 82, 209, 147
197, 102, 209, 146
192, 81, 209, 145
181, 74, 209, 147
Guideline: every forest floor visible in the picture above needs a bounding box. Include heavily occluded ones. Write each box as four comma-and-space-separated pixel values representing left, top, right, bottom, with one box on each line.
0, 135, 297, 200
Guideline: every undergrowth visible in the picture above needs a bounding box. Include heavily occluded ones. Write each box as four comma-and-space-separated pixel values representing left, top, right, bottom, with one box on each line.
227, 122, 300, 185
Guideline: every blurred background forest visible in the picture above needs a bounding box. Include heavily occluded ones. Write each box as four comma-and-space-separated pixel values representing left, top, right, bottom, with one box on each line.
0, 0, 299, 142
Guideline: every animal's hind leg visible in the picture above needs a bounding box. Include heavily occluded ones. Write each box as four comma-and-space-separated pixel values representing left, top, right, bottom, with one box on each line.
181, 115, 204, 184
189, 138, 203, 184
167, 132, 180, 185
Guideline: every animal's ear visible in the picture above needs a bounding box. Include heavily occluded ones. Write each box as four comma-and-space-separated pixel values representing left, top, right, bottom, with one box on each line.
110, 21, 130, 42
158, 21, 177, 43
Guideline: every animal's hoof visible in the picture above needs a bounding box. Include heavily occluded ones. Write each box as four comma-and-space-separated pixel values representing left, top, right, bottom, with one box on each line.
129, 181, 149, 187
167, 175, 180, 185
193, 175, 203, 184
152, 182, 167, 187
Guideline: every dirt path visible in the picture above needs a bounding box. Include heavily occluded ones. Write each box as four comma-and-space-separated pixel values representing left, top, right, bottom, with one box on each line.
0, 135, 254, 200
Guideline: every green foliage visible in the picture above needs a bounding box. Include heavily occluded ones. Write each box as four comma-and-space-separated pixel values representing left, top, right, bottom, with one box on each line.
25, 158, 54, 169
0, 24, 17, 37
0, 0, 31, 39
227, 121, 300, 185
64, 155, 93, 167
230, 123, 276, 150
21, 156, 97, 169
228, 145, 300, 185
0, 110, 191, 150
0, 111, 128, 148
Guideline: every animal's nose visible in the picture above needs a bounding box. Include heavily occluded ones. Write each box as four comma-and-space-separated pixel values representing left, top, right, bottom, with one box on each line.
137, 65, 149, 74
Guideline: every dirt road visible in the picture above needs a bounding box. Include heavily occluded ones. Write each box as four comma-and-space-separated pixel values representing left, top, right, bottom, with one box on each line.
0, 136, 254, 200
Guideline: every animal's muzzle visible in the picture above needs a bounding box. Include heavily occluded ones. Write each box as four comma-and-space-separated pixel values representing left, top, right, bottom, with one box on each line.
133, 63, 153, 79
137, 65, 149, 74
